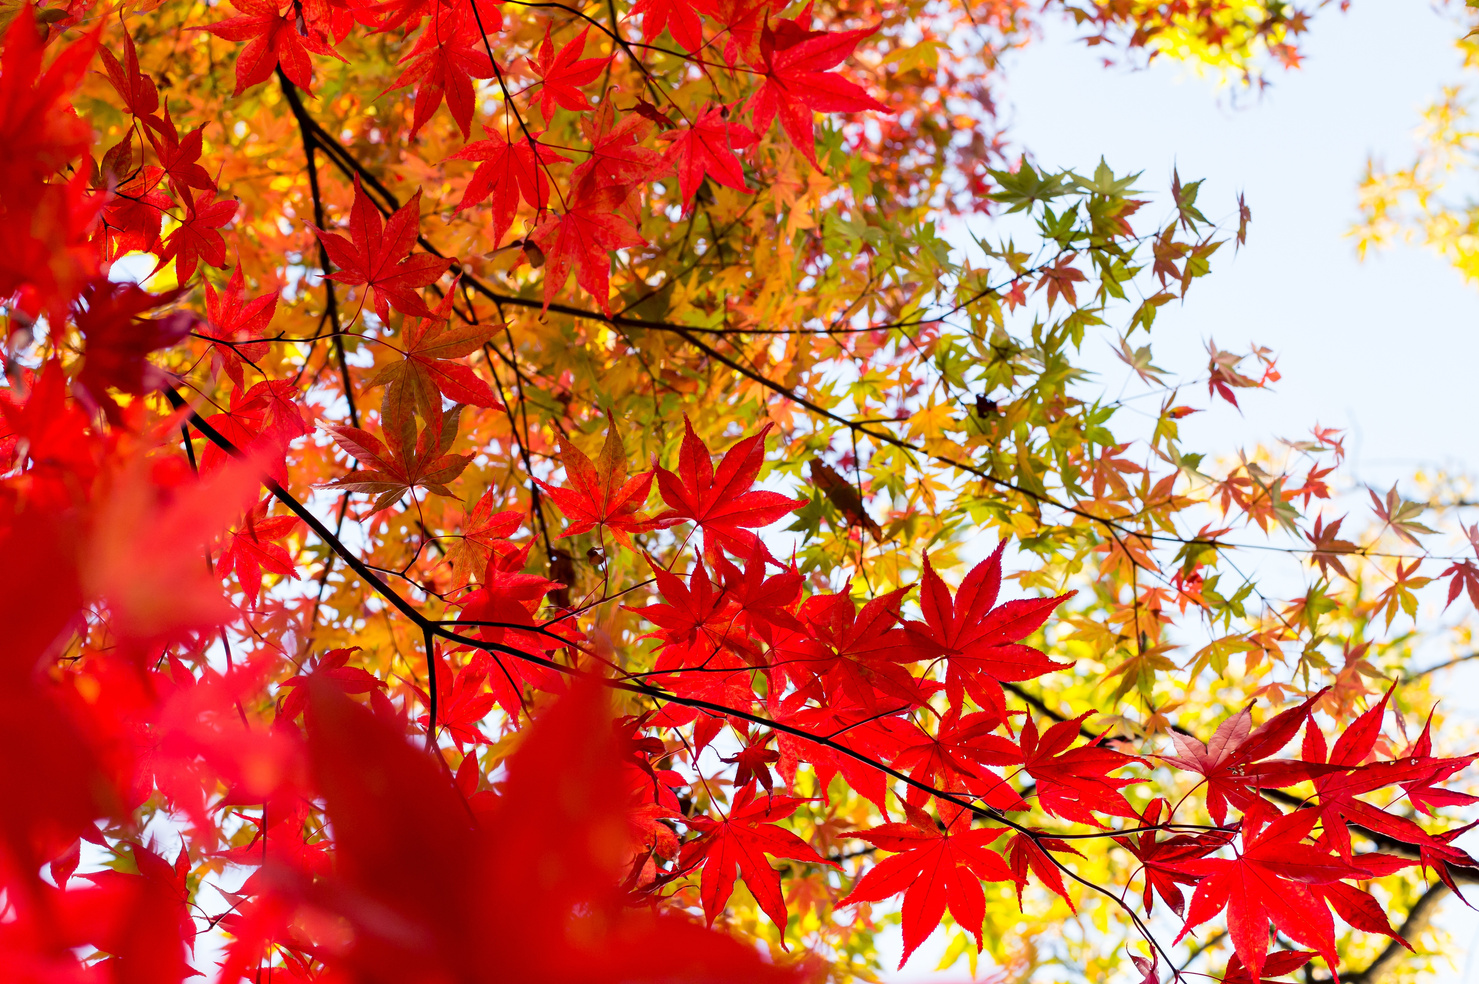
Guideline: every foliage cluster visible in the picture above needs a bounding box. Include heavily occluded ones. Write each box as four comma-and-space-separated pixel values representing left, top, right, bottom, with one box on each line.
1, 0, 1477, 981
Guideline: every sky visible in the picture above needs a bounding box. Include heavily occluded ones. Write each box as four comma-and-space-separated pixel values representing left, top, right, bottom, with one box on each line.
995, 1, 1479, 490
878, 3, 1479, 980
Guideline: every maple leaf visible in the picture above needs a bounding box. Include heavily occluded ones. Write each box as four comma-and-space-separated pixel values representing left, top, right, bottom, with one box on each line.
528, 27, 609, 121
158, 188, 240, 284
572, 98, 665, 190
146, 109, 215, 199
1115, 799, 1231, 915
808, 458, 882, 539
722, 737, 782, 793
201, 266, 277, 388
278, 647, 385, 721
679, 784, 836, 932
778, 586, 928, 709
1159, 692, 1328, 825
321, 403, 475, 511
414, 652, 496, 750
630, 0, 704, 51
1439, 558, 1479, 611
887, 709, 1026, 811
314, 177, 454, 322
904, 545, 1074, 716
445, 491, 524, 589
1220, 950, 1318, 984
1018, 713, 1140, 825
1205, 339, 1263, 410
1304, 514, 1358, 581
77, 844, 199, 982
387, 6, 495, 138
630, 557, 741, 665
534, 416, 657, 543
71, 279, 192, 419
1175, 799, 1369, 982
746, 18, 885, 168
528, 173, 646, 313
1003, 830, 1080, 909
364, 284, 505, 425
205, 0, 342, 95
99, 29, 161, 124
450, 128, 570, 245
842, 806, 1013, 967
102, 164, 173, 259
1300, 687, 1478, 865
200, 378, 310, 481
291, 671, 794, 982
217, 499, 302, 603
0, 6, 98, 190
1397, 710, 1479, 816
1036, 255, 1087, 310
1368, 484, 1435, 546
654, 418, 808, 556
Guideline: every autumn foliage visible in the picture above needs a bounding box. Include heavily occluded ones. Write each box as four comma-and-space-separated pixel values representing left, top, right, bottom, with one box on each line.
0, 0, 1476, 981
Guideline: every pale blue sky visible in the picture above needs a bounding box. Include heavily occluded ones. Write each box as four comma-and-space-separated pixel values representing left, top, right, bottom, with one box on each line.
997, 1, 1479, 490
879, 4, 1479, 980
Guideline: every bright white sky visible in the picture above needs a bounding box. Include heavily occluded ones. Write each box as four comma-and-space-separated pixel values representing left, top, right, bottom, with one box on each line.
878, 4, 1479, 980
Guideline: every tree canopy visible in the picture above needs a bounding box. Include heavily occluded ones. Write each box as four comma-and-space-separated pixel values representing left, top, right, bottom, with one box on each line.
1, 0, 1477, 982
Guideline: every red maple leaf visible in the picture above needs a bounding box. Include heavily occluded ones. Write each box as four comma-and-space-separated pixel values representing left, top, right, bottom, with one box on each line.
662, 104, 757, 211
1220, 950, 1319, 984
146, 109, 215, 199
200, 378, 309, 481
449, 128, 570, 243
722, 737, 782, 794
271, 673, 794, 983
1396, 710, 1479, 816
630, 0, 704, 51
904, 544, 1074, 717
653, 418, 807, 557
528, 174, 646, 313
445, 491, 524, 589
364, 285, 505, 424
158, 187, 239, 284
1003, 831, 1080, 910
205, 0, 342, 95
71, 279, 191, 419
0, 6, 97, 189
414, 652, 497, 751
102, 165, 173, 259
1159, 691, 1329, 825
780, 586, 928, 710
842, 806, 1013, 967
217, 499, 301, 603
314, 177, 454, 322
888, 709, 1025, 811
99, 28, 161, 123
201, 266, 277, 388
571, 99, 665, 189
745, 17, 885, 167
630, 558, 739, 666
678, 784, 835, 932
534, 417, 656, 543
1018, 713, 1140, 825
1175, 799, 1368, 982
278, 646, 385, 721
527, 27, 609, 121
1300, 687, 1478, 862
1440, 558, 1479, 611
387, 5, 495, 138
1114, 799, 1230, 915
